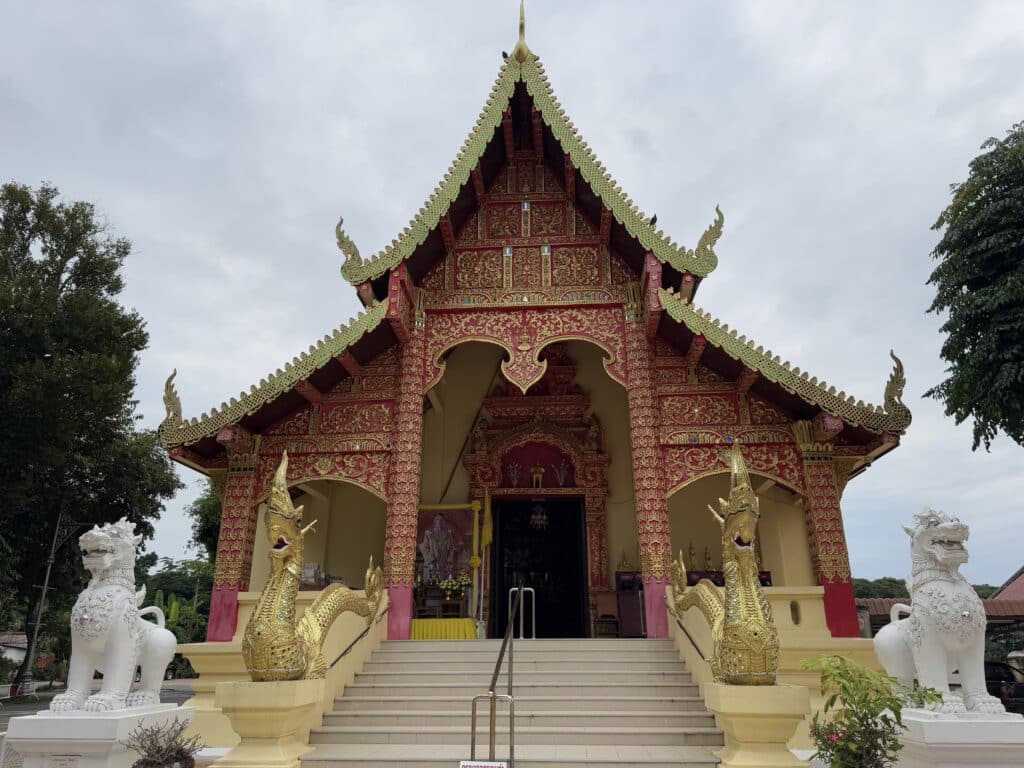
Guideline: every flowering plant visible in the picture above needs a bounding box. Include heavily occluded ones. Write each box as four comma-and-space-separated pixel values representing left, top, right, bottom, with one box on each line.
804, 655, 940, 768
457, 572, 472, 590
439, 576, 459, 596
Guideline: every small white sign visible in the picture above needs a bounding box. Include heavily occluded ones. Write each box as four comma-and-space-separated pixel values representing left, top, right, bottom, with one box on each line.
459, 762, 506, 768
50, 757, 80, 768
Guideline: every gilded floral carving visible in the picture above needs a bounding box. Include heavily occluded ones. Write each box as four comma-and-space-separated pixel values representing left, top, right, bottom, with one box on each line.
455, 249, 503, 290
661, 394, 739, 425
749, 395, 791, 425
265, 408, 311, 436
511, 247, 543, 289
662, 443, 804, 495
551, 246, 600, 285
487, 203, 521, 238
425, 306, 628, 393
531, 202, 566, 237
320, 402, 392, 434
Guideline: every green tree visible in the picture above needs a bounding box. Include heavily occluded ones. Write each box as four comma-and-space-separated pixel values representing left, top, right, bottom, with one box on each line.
146, 558, 213, 643
185, 479, 222, 562
927, 121, 1024, 450
853, 577, 909, 599
0, 182, 182, 680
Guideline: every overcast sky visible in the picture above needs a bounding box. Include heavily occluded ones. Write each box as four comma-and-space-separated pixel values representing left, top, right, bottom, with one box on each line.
2, 2, 1022, 586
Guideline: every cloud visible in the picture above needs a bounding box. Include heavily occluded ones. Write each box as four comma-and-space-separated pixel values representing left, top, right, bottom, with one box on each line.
2, 1, 1022, 583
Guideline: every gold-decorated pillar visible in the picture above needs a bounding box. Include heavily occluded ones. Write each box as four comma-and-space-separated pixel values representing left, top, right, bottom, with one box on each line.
208, 425, 260, 641
793, 420, 859, 637
384, 322, 426, 640
624, 291, 670, 638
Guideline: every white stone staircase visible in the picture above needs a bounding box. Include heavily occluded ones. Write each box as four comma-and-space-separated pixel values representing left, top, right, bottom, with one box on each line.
302, 638, 721, 767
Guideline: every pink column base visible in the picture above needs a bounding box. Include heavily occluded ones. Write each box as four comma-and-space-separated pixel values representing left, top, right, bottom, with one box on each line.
823, 580, 860, 637
387, 585, 413, 640
643, 578, 668, 638
206, 586, 239, 641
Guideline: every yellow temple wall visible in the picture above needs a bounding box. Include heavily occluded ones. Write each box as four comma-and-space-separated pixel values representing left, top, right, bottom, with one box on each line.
419, 342, 507, 505
323, 482, 386, 588
567, 341, 638, 583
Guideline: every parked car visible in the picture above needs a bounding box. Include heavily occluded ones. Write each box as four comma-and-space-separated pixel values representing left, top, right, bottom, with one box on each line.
985, 661, 1024, 714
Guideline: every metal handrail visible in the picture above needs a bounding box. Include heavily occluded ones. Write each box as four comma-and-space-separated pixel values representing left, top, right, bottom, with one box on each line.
328, 604, 391, 670
674, 616, 707, 662
507, 587, 536, 640
470, 582, 524, 766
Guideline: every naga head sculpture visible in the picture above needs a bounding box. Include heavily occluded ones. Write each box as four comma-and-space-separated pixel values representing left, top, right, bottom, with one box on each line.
904, 509, 970, 574
79, 517, 142, 577
265, 451, 315, 566
709, 444, 760, 557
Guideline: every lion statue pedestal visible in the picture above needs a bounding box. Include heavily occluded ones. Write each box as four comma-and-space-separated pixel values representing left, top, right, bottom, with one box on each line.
5, 518, 194, 768
873, 511, 1023, 767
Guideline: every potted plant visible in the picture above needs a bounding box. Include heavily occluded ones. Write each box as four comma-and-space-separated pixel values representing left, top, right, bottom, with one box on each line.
122, 717, 203, 768
803, 654, 940, 768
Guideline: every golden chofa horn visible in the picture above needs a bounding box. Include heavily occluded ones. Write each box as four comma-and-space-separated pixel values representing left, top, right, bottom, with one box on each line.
275, 450, 289, 491
269, 450, 295, 516
728, 443, 759, 512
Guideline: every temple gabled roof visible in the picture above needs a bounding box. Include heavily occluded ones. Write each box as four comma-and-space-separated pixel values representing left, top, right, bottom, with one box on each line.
158, 9, 911, 462
158, 300, 390, 449
335, 15, 723, 291
658, 288, 912, 435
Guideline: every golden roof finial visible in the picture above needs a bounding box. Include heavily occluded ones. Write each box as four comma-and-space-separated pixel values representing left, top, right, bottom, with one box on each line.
511, 0, 534, 64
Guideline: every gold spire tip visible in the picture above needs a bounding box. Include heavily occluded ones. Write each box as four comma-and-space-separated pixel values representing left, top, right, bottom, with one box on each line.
512, 0, 534, 63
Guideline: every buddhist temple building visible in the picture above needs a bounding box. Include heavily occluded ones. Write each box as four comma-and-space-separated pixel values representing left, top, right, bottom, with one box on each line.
158, 7, 911, 648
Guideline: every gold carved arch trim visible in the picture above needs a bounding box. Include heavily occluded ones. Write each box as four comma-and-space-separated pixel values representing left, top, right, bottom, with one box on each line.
254, 450, 390, 504
425, 306, 628, 393
663, 443, 805, 498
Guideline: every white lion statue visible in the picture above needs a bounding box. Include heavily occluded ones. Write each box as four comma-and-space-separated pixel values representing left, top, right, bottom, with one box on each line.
50, 517, 178, 712
874, 510, 1004, 714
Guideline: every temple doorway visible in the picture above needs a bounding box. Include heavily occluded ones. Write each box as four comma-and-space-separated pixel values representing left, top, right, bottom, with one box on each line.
491, 497, 587, 639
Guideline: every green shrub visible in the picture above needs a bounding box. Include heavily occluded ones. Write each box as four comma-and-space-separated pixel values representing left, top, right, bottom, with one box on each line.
804, 655, 940, 768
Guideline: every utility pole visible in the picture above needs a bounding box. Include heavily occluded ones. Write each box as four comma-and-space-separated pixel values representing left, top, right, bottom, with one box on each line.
11, 513, 83, 696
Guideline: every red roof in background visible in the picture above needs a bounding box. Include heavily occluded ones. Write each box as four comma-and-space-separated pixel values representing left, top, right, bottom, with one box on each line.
993, 565, 1024, 601
857, 598, 1024, 620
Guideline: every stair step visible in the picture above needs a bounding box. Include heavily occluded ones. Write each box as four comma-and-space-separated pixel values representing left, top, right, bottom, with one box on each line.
354, 670, 693, 685
323, 709, 717, 728
342, 681, 700, 698
371, 649, 682, 662
301, 743, 719, 768
310, 724, 723, 747
332, 695, 711, 712
304, 638, 721, 768
362, 659, 686, 672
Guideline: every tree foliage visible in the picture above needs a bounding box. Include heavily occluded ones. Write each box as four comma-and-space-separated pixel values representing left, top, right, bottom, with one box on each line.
927, 121, 1024, 450
185, 479, 222, 562
0, 182, 181, 676
146, 558, 213, 644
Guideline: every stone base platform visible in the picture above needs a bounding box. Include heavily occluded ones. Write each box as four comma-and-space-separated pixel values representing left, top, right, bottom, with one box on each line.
5, 704, 193, 768
897, 708, 1024, 768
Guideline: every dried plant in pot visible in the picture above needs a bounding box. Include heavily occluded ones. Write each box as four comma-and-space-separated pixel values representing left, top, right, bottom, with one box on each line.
121, 717, 203, 768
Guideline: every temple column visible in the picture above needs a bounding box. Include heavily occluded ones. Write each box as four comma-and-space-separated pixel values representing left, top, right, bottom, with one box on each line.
793, 421, 859, 637
384, 325, 426, 639
624, 313, 670, 638
207, 425, 259, 641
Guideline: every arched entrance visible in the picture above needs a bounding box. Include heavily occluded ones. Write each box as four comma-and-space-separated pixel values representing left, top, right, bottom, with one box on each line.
415, 340, 633, 638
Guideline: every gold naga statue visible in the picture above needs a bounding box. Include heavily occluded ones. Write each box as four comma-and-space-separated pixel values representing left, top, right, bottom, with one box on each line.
242, 451, 384, 682
670, 444, 779, 685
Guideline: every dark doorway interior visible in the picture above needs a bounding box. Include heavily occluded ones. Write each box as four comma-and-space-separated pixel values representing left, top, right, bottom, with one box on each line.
491, 498, 587, 638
